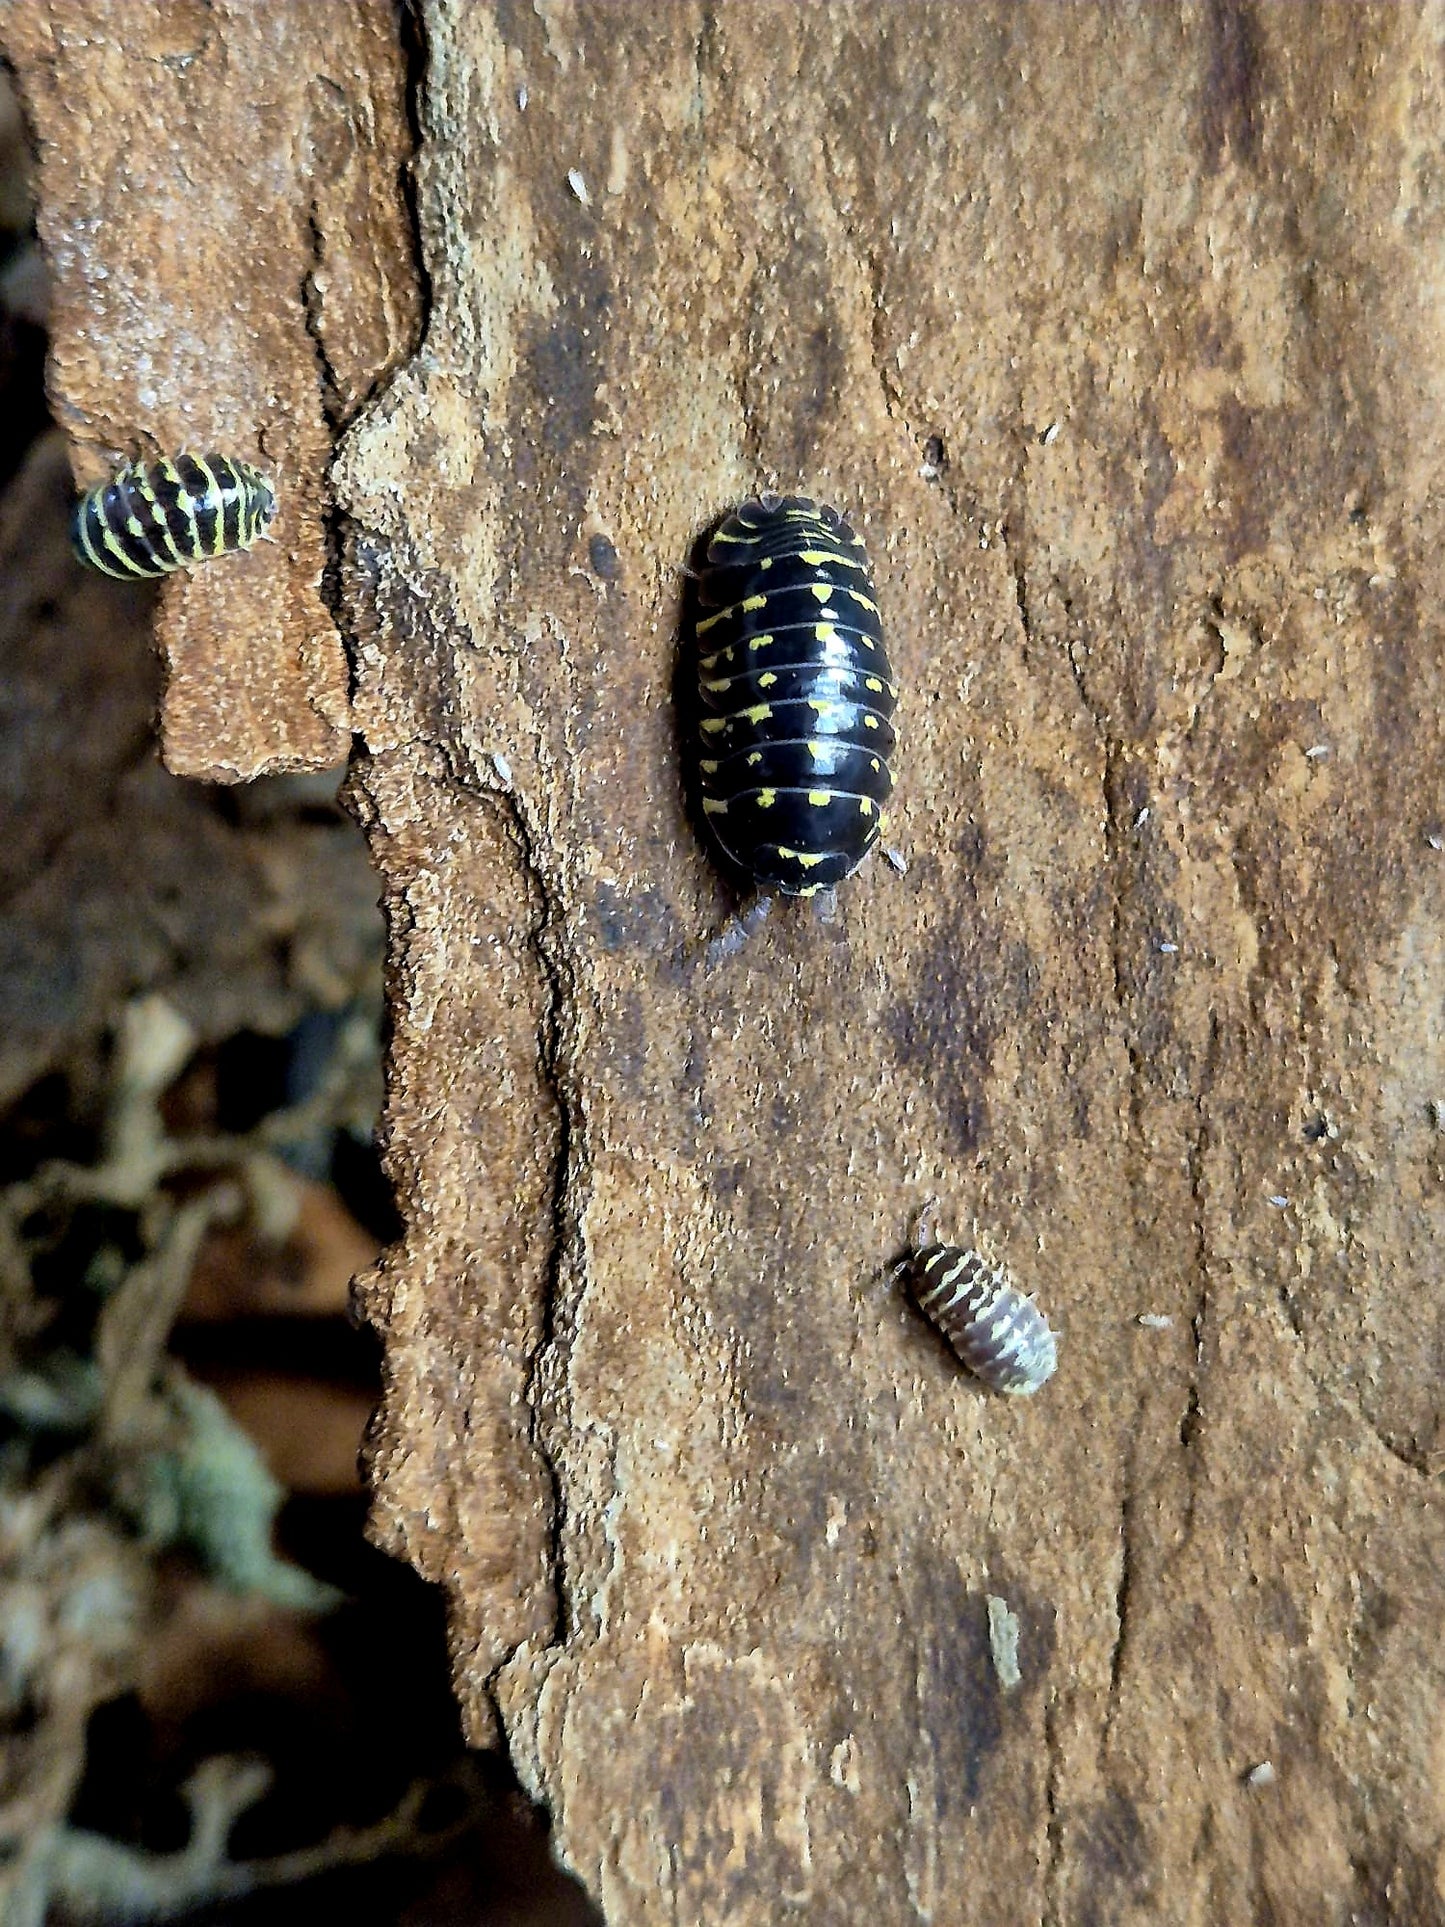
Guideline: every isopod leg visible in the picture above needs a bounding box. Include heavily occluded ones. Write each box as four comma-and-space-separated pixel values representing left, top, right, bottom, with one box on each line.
704, 891, 774, 965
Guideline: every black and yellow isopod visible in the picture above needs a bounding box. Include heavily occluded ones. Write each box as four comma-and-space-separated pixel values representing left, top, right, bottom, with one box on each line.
691, 494, 897, 898
71, 453, 276, 580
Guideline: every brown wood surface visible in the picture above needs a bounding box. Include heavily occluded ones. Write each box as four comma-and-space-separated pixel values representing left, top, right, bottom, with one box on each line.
9, 3, 1445, 1921
2, 0, 419, 775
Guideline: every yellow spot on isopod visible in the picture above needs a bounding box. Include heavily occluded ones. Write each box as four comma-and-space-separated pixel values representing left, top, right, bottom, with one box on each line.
758, 673, 777, 688
816, 623, 838, 643
702, 717, 727, 734
703, 798, 727, 815
858, 797, 874, 816
864, 715, 879, 730
744, 704, 773, 724
699, 760, 718, 775
810, 583, 832, 603
742, 594, 767, 612
866, 677, 884, 692
757, 790, 776, 808
749, 634, 774, 649
808, 790, 831, 807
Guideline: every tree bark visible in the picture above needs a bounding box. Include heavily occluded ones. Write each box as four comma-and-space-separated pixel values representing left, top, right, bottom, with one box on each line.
10, 3, 1445, 1921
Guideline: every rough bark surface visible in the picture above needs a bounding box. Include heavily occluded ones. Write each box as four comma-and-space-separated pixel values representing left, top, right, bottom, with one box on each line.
12, 3, 1445, 1923
2, 0, 420, 776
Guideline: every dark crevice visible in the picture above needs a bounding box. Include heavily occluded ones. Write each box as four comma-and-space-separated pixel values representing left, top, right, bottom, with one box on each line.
1104, 1514, 1134, 1730
1177, 1016, 1217, 1532
1101, 1423, 1140, 1751
1178, 1384, 1201, 1451
300, 204, 348, 693
496, 793, 587, 1672
397, 0, 437, 341
301, 206, 344, 436
305, 0, 435, 715
690, 2, 717, 126
1364, 1423, 1436, 1480
1274, 1267, 1305, 1338
1042, 1697, 1065, 1927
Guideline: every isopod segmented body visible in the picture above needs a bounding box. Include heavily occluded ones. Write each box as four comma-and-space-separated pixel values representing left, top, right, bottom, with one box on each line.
693, 495, 897, 896
909, 1244, 1057, 1395
71, 453, 276, 580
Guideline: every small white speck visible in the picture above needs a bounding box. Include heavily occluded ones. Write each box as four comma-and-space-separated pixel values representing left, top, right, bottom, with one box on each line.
883, 846, 909, 877
1041, 420, 1061, 446
918, 462, 939, 480
1136, 1313, 1174, 1329
1244, 1761, 1276, 1789
1157, 940, 1179, 954
517, 84, 528, 110
567, 168, 590, 205
1427, 832, 1445, 851
1304, 744, 1330, 760
1268, 1194, 1289, 1208
1429, 1099, 1445, 1132
1134, 807, 1150, 828
492, 752, 513, 787
829, 1735, 862, 1793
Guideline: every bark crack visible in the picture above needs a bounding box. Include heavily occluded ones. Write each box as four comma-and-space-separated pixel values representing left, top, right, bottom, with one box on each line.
1042, 1697, 1065, 1926
300, 203, 349, 699
1101, 1408, 1141, 1752
493, 786, 589, 1673
397, 0, 437, 339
